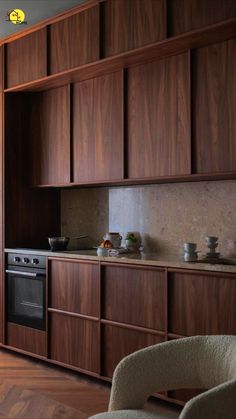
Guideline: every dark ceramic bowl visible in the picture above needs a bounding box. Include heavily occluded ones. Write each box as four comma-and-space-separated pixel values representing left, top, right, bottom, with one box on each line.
48, 237, 70, 251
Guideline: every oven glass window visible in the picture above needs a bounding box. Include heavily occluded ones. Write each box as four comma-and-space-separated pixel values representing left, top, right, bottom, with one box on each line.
8, 273, 45, 330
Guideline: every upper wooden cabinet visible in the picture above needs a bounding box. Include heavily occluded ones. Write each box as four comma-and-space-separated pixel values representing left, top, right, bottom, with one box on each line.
6, 29, 47, 88
29, 85, 70, 186
49, 5, 99, 74
73, 71, 123, 183
193, 40, 236, 173
102, 0, 166, 57
168, 0, 236, 36
127, 53, 190, 178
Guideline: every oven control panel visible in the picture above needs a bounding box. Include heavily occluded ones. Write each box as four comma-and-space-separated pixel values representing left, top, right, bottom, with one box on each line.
7, 253, 46, 269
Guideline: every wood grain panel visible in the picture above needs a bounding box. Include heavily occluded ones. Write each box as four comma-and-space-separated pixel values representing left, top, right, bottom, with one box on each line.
73, 71, 123, 182
101, 324, 164, 378
49, 6, 99, 74
50, 312, 99, 373
193, 40, 236, 173
0, 47, 3, 343
6, 29, 46, 88
168, 0, 236, 36
127, 53, 190, 178
169, 271, 236, 336
49, 259, 99, 317
30, 86, 70, 185
4, 93, 60, 249
7, 323, 46, 356
102, 265, 166, 330
102, 0, 166, 57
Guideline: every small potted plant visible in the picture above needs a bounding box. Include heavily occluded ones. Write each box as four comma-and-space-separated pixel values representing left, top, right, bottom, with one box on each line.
125, 232, 139, 251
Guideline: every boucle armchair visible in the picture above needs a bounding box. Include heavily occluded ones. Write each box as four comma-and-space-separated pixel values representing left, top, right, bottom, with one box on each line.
90, 335, 236, 419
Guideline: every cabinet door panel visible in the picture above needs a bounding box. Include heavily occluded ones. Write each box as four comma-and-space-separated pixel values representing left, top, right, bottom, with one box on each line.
50, 312, 99, 373
49, 259, 99, 317
6, 29, 46, 88
168, 0, 236, 36
50, 6, 99, 74
169, 272, 236, 335
7, 323, 46, 357
193, 40, 236, 173
102, 265, 166, 330
30, 85, 70, 185
127, 53, 190, 178
101, 324, 164, 378
73, 71, 123, 182
0, 47, 3, 343
102, 0, 166, 57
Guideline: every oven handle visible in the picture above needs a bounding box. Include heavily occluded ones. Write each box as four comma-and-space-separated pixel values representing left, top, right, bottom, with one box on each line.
5, 270, 44, 278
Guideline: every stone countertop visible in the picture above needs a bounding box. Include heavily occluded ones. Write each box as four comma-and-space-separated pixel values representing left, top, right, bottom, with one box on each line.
4, 248, 236, 274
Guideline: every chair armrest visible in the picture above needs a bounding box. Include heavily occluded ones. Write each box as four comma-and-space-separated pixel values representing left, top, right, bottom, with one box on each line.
180, 379, 236, 419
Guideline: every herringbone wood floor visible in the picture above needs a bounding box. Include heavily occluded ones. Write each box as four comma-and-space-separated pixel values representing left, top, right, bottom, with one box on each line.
0, 349, 181, 418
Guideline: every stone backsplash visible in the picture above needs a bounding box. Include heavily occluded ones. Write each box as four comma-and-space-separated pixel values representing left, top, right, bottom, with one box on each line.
61, 180, 236, 257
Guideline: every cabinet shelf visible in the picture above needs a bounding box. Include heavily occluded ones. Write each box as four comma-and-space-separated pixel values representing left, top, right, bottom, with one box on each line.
4, 16, 236, 93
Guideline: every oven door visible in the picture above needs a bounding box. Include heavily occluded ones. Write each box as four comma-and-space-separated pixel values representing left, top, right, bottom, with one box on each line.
6, 269, 46, 330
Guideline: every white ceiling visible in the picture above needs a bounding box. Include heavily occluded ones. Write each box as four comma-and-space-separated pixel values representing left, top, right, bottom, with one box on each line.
0, 0, 86, 39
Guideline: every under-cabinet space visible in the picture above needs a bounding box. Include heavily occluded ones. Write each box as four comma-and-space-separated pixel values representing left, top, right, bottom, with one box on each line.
49, 259, 99, 317
6, 29, 47, 88
101, 323, 164, 378
127, 53, 190, 178
168, 271, 236, 336
101, 264, 166, 330
192, 40, 236, 173
49, 5, 99, 74
73, 71, 124, 182
168, 0, 236, 36
49, 312, 100, 373
101, 0, 166, 57
29, 85, 70, 186
7, 323, 47, 357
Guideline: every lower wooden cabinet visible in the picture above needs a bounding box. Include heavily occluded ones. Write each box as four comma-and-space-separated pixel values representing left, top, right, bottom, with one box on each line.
7, 323, 47, 357
49, 312, 100, 373
101, 324, 164, 378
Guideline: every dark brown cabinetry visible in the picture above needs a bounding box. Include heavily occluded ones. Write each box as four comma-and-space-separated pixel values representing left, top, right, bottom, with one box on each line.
73, 71, 124, 182
169, 270, 236, 336
7, 323, 46, 357
0, 46, 3, 343
6, 29, 47, 88
127, 53, 190, 178
102, 0, 166, 57
48, 259, 100, 373
193, 40, 236, 173
30, 85, 70, 186
49, 5, 99, 74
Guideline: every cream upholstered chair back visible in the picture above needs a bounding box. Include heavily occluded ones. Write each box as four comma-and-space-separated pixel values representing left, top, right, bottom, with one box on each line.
90, 335, 236, 419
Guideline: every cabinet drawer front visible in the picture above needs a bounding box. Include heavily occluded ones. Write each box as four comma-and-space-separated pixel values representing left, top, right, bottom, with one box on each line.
49, 259, 99, 317
49, 6, 99, 74
102, 265, 166, 330
6, 28, 47, 88
169, 272, 236, 335
101, 324, 164, 378
7, 323, 46, 357
50, 312, 99, 373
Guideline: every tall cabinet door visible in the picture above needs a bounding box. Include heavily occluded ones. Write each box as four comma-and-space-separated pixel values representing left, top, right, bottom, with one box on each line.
193, 40, 236, 173
73, 71, 123, 183
127, 52, 190, 178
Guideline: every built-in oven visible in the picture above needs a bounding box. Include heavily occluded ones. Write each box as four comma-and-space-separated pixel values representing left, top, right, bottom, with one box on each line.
6, 253, 46, 330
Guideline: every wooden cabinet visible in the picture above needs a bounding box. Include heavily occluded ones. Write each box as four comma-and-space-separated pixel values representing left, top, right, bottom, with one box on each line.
50, 312, 99, 373
102, 265, 166, 330
49, 259, 99, 317
101, 324, 164, 378
73, 71, 123, 182
6, 29, 47, 88
102, 0, 166, 57
29, 85, 70, 186
7, 323, 46, 357
49, 6, 99, 74
48, 258, 100, 373
127, 53, 190, 178
168, 0, 236, 36
169, 270, 236, 336
0, 46, 3, 343
193, 40, 236, 173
